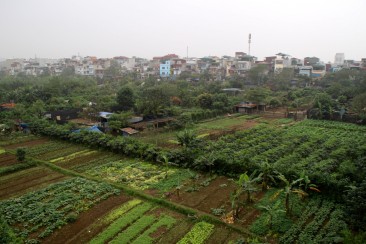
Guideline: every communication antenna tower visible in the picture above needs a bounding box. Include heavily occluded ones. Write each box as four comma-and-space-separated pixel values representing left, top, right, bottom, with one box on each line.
248, 33, 251, 56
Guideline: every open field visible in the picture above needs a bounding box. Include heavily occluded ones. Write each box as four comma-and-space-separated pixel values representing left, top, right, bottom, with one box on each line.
0, 118, 363, 243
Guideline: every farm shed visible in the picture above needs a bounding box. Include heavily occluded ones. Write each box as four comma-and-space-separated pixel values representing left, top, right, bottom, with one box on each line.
45, 109, 82, 124
235, 102, 257, 114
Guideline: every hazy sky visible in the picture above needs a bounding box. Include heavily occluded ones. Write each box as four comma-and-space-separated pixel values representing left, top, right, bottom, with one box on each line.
1, 0, 365, 62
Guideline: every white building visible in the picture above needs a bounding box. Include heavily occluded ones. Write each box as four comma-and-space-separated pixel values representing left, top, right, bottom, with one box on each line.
334, 53, 345, 66
274, 53, 292, 72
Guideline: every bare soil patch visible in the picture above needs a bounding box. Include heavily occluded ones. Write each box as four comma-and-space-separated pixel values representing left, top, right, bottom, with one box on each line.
156, 220, 193, 244
4, 138, 49, 149
150, 225, 169, 239
207, 226, 232, 244
0, 167, 66, 200
57, 151, 103, 169
168, 176, 237, 214
0, 153, 18, 167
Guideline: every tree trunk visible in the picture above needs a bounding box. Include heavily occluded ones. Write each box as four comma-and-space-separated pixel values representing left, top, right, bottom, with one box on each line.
262, 181, 267, 192
285, 194, 290, 216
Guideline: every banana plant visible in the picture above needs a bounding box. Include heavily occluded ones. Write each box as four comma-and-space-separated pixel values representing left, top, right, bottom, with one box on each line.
258, 200, 285, 230
258, 160, 278, 191
238, 171, 263, 203
277, 174, 307, 216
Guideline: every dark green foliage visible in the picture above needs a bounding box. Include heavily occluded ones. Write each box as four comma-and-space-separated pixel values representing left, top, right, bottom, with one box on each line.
176, 129, 199, 147
0, 215, 22, 244
0, 161, 36, 176
116, 86, 135, 111
16, 147, 26, 162
197, 93, 213, 109
345, 180, 366, 231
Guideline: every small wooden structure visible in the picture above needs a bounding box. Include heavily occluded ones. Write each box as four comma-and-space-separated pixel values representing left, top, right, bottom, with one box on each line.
121, 127, 139, 136
235, 102, 257, 114
130, 117, 176, 130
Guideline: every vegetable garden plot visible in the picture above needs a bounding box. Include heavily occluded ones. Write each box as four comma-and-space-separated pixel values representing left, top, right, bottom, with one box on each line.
201, 120, 366, 191
0, 177, 120, 243
0, 166, 66, 200
71, 153, 125, 172
177, 221, 215, 244
0, 152, 17, 167
43, 194, 131, 244
279, 198, 347, 243
1, 135, 44, 148
90, 201, 179, 244
168, 176, 238, 214
25, 141, 88, 161
53, 150, 103, 169
84, 160, 192, 191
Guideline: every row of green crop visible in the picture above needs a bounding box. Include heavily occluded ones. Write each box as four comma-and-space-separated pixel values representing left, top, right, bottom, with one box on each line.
0, 177, 119, 242
0, 133, 37, 147
0, 160, 36, 176
279, 198, 347, 244
201, 120, 366, 194
312, 209, 347, 243
279, 198, 322, 243
26, 141, 87, 161
133, 214, 176, 243
90, 198, 177, 244
177, 221, 215, 244
297, 201, 334, 243
90, 202, 153, 244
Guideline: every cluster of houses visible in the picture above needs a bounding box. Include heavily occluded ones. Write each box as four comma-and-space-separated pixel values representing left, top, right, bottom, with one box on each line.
1, 52, 365, 80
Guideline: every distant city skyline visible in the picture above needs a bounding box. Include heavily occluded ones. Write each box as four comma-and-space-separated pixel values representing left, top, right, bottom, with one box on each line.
1, 0, 366, 62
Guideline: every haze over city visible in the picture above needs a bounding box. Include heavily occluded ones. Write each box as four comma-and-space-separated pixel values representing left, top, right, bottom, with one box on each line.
1, 0, 366, 62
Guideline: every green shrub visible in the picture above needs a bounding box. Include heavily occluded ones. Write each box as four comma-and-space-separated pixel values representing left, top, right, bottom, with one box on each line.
16, 147, 26, 162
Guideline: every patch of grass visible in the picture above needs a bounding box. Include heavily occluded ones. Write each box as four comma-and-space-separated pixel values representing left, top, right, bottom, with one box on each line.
275, 118, 294, 125
0, 148, 5, 154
